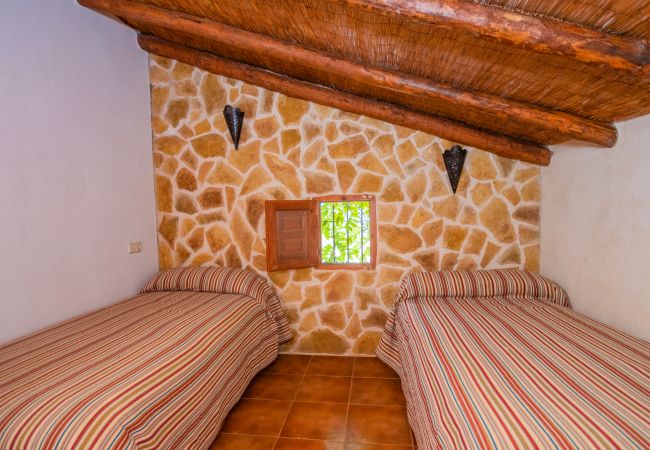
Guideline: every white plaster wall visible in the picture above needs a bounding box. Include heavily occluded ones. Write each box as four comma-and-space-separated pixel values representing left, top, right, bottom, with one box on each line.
0, 2, 158, 344
542, 115, 650, 341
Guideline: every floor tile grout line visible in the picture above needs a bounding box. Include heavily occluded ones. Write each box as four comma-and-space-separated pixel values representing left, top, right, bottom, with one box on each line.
242, 397, 405, 407
273, 354, 312, 448
342, 357, 356, 447
221, 431, 413, 448
299, 374, 355, 378
355, 375, 399, 378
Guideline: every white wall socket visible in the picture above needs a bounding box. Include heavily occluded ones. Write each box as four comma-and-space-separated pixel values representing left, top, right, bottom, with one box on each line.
128, 242, 143, 254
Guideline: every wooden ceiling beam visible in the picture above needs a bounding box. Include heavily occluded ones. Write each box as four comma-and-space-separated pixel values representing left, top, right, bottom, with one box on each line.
78, 0, 617, 148
138, 35, 551, 165
350, 0, 650, 80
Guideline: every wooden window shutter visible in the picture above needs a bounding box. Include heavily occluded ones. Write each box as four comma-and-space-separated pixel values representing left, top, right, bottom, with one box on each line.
265, 200, 318, 272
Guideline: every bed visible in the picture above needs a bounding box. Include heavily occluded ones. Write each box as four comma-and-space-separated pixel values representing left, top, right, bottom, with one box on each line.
0, 266, 291, 449
377, 269, 650, 449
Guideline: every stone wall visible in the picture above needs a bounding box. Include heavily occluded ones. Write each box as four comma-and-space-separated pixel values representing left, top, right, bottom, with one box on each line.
149, 55, 541, 355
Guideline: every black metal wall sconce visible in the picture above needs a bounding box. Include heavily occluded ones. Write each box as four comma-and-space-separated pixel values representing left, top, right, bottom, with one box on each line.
223, 105, 244, 150
442, 144, 468, 194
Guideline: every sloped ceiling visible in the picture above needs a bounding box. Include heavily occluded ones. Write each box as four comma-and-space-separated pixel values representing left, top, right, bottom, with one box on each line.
79, 0, 650, 165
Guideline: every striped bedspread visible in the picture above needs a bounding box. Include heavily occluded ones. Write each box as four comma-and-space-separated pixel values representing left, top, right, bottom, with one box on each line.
377, 270, 650, 450
0, 266, 291, 449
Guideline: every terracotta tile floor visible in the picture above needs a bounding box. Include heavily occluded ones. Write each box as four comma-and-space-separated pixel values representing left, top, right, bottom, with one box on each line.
212, 355, 415, 449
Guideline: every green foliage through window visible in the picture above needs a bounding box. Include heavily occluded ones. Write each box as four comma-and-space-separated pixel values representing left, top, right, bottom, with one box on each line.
320, 201, 371, 264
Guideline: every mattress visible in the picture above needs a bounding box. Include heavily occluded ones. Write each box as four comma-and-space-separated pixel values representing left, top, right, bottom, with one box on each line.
377, 270, 650, 450
0, 266, 291, 449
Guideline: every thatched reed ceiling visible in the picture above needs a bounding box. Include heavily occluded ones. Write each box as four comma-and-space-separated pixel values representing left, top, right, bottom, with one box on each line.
79, 0, 650, 165
474, 0, 650, 39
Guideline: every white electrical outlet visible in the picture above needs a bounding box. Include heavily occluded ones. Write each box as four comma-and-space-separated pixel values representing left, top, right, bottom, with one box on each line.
129, 242, 143, 254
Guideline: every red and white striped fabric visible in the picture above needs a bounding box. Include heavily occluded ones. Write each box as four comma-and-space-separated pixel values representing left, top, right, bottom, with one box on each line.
142, 265, 292, 342
0, 266, 291, 449
377, 270, 650, 450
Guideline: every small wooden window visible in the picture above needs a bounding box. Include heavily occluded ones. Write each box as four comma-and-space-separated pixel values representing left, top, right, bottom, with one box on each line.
265, 195, 376, 272
265, 200, 318, 271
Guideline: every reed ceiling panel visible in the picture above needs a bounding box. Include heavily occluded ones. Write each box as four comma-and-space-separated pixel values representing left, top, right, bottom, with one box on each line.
472, 0, 650, 38
130, 22, 605, 146
130, 0, 650, 122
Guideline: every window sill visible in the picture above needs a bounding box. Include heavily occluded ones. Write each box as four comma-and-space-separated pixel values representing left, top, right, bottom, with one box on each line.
316, 263, 375, 270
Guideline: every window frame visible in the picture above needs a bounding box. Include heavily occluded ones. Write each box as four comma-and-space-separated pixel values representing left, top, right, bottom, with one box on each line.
314, 194, 377, 270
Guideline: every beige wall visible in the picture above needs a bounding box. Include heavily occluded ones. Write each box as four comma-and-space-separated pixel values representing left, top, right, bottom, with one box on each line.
542, 115, 650, 341
150, 56, 541, 354
0, 2, 158, 344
